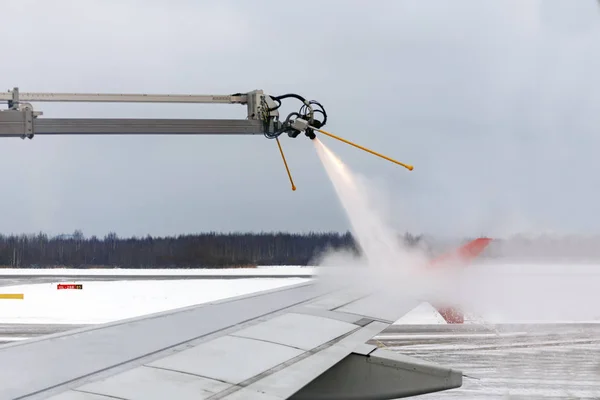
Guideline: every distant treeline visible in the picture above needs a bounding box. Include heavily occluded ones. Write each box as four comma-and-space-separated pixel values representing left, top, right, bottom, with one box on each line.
5, 230, 592, 269
0, 231, 426, 269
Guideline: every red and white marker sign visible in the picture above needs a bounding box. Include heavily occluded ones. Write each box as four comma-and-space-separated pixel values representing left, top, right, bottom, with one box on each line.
57, 284, 83, 290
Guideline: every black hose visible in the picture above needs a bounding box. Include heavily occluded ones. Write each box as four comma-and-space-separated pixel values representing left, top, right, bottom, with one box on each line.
272, 93, 307, 102
263, 93, 327, 139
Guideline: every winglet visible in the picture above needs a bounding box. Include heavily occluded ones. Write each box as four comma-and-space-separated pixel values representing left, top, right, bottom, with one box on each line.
427, 238, 493, 324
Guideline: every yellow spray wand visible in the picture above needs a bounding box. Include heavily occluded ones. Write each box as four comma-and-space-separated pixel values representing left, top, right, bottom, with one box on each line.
311, 127, 414, 171
276, 137, 296, 191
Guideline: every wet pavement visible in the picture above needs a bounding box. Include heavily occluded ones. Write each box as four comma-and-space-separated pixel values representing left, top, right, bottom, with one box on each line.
0, 277, 64, 287
0, 323, 89, 345
0, 274, 311, 286
374, 323, 600, 399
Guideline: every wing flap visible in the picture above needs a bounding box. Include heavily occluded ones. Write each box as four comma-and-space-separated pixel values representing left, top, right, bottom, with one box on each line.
49, 365, 231, 400
149, 335, 305, 385
226, 321, 390, 400
45, 392, 110, 400
230, 312, 358, 351
334, 291, 422, 323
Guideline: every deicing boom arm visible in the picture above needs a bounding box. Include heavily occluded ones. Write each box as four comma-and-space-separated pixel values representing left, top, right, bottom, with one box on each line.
0, 87, 326, 140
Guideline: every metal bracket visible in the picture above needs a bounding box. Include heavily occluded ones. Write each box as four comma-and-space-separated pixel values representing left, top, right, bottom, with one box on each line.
7, 87, 18, 109
21, 103, 34, 139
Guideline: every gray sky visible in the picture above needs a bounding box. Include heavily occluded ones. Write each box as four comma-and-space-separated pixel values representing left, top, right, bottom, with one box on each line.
1, 0, 599, 238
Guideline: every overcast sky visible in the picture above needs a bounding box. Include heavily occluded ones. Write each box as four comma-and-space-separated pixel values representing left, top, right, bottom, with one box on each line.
1, 0, 599, 238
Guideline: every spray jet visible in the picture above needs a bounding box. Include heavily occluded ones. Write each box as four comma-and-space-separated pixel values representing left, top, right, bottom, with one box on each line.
267, 93, 414, 191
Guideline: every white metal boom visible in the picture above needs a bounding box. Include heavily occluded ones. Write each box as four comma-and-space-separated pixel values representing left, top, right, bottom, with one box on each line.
0, 87, 287, 139
0, 91, 248, 104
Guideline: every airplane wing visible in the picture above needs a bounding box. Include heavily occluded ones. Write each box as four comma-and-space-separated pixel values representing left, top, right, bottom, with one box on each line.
0, 280, 463, 400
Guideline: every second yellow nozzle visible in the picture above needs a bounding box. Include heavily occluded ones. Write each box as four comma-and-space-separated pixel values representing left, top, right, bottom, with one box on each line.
313, 128, 414, 171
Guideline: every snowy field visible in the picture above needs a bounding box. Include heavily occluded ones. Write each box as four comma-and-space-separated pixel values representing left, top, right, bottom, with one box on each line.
0, 277, 310, 324
0, 262, 599, 326
0, 265, 314, 276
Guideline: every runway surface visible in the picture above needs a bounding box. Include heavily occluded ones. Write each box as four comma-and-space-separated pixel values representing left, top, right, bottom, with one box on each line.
373, 324, 600, 399
0, 277, 59, 287
0, 274, 312, 286
0, 323, 89, 343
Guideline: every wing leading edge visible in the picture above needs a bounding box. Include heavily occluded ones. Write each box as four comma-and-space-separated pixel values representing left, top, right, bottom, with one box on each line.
0, 280, 463, 400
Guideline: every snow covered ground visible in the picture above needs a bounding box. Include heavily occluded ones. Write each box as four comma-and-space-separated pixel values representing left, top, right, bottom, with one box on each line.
0, 277, 448, 325
0, 278, 309, 324
0, 265, 314, 276
0, 262, 599, 325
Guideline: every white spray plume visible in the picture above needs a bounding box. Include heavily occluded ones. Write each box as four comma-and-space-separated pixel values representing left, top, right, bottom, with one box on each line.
312, 138, 450, 302
312, 138, 600, 324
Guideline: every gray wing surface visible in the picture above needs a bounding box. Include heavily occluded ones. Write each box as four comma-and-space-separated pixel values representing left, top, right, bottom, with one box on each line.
0, 281, 462, 400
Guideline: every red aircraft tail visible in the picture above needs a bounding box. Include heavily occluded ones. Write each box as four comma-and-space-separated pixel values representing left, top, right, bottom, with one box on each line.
427, 237, 492, 323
